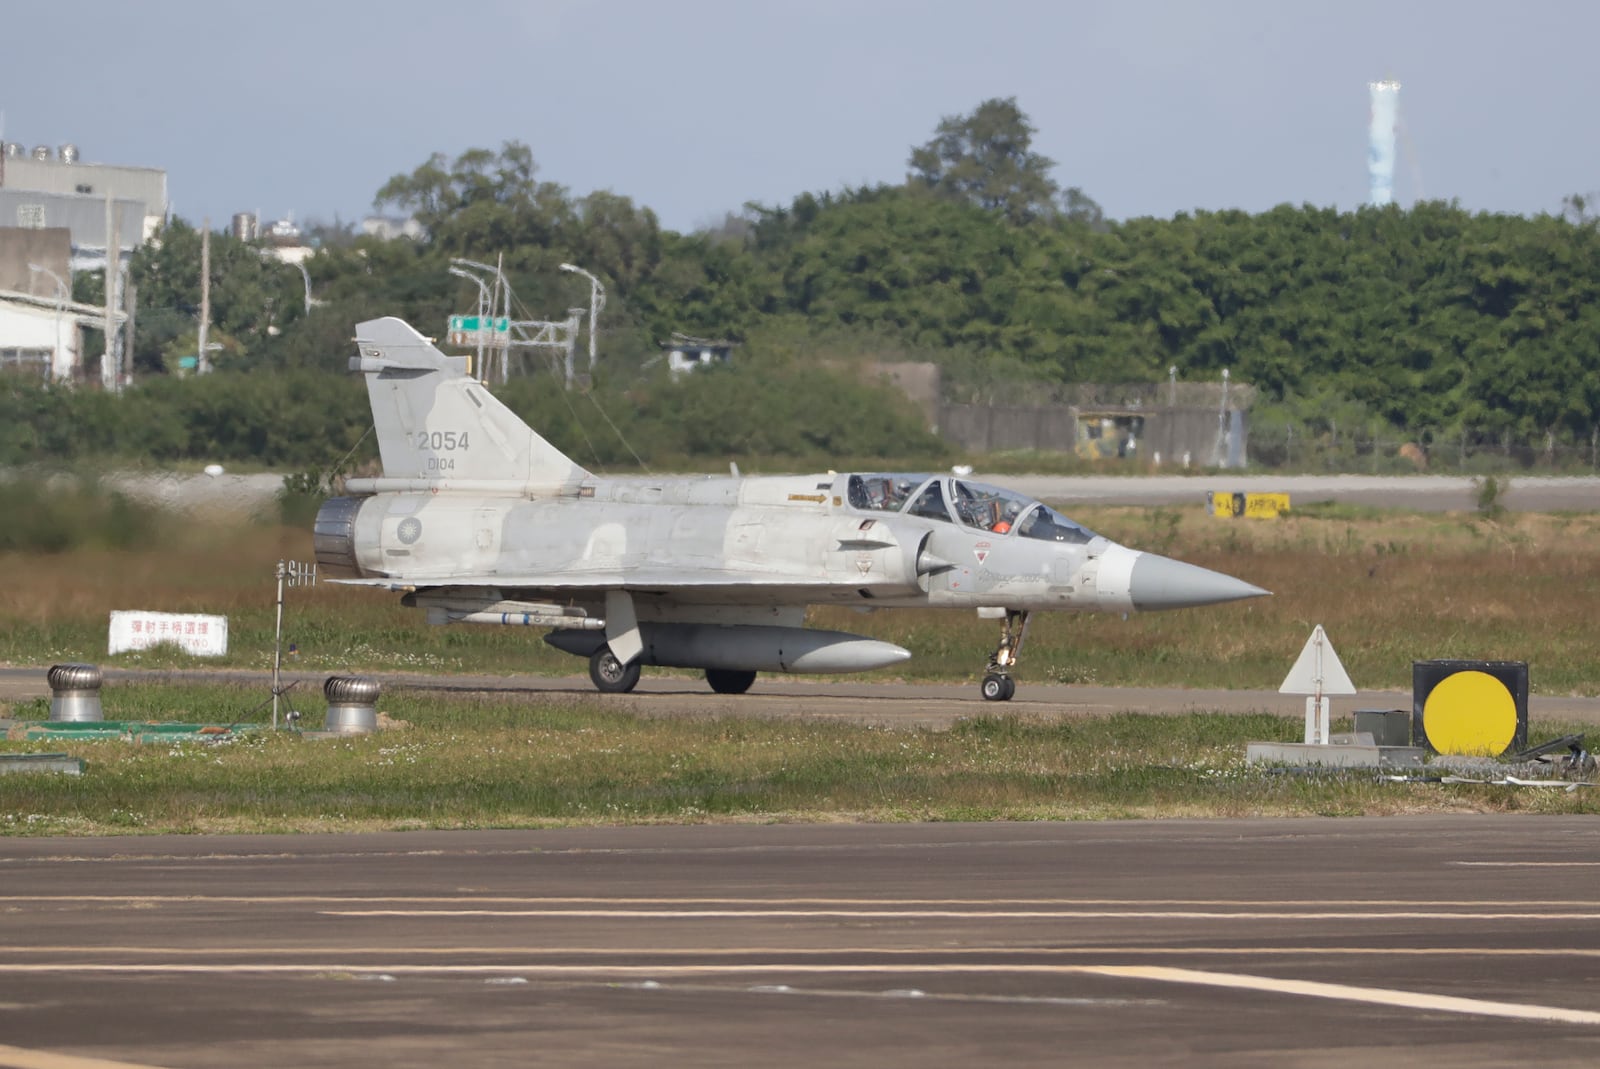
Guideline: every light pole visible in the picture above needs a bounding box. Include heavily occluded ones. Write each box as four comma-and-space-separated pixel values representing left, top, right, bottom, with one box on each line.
449, 265, 494, 380
292, 261, 313, 315
559, 262, 606, 380
27, 262, 69, 380
258, 250, 315, 315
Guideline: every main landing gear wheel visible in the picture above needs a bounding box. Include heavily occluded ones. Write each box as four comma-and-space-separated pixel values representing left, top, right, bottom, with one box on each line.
705, 669, 757, 695
981, 673, 1015, 702
589, 646, 641, 694
978, 609, 1032, 702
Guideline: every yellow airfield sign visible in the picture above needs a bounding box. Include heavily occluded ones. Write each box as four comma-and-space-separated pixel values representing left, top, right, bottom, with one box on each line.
1208, 492, 1290, 519
1412, 661, 1529, 757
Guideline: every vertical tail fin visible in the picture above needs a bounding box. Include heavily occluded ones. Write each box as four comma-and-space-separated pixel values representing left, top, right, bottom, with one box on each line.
351, 317, 589, 490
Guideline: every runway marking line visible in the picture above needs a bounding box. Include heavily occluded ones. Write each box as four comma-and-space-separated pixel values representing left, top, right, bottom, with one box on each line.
1082, 965, 1600, 1026
317, 908, 1600, 921
1454, 862, 1600, 868
6, 895, 1600, 908
12, 945, 1600, 959
0, 1044, 169, 1069
0, 964, 1592, 1027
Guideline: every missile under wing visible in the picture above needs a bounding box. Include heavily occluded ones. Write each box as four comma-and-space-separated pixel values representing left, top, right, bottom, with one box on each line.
315, 318, 1269, 700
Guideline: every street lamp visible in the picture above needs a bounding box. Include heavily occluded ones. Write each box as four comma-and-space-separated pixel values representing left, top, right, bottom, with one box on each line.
258, 250, 315, 315
559, 262, 606, 378
292, 261, 313, 315
27, 262, 69, 381
449, 265, 495, 380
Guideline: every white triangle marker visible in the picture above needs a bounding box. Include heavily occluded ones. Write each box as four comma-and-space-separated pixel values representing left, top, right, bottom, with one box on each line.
1280, 625, 1357, 696
1279, 625, 1357, 745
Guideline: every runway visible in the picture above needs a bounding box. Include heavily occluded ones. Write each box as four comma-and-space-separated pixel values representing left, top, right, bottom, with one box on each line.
3, 818, 1600, 1067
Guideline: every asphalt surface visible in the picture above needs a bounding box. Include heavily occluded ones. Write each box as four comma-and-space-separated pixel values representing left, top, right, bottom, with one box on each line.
1007, 473, 1600, 512
3, 819, 1600, 1067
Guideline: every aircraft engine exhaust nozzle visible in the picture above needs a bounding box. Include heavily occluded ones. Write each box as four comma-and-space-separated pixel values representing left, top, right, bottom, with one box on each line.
1128, 553, 1270, 612
544, 623, 911, 674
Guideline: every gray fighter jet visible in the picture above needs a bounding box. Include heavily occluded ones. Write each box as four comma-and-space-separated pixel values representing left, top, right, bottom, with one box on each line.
314, 318, 1269, 700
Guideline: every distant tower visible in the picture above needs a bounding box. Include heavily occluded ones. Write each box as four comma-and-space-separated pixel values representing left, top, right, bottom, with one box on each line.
1368, 80, 1401, 206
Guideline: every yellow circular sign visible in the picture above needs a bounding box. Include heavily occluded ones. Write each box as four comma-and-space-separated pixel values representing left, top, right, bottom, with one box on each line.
1421, 670, 1517, 756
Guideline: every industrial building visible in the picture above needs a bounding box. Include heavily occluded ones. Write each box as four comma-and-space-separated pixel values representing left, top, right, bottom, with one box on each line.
0, 142, 158, 382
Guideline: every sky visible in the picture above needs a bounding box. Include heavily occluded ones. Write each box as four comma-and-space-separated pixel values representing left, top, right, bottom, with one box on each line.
4, 0, 1598, 233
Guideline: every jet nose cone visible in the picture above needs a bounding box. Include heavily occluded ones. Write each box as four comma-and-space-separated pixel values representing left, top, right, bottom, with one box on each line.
1128, 553, 1270, 612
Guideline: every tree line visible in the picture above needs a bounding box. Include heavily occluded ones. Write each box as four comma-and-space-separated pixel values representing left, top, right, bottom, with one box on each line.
15, 98, 1600, 471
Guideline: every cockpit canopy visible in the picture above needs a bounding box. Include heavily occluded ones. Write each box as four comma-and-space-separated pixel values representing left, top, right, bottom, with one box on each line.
842, 473, 1098, 545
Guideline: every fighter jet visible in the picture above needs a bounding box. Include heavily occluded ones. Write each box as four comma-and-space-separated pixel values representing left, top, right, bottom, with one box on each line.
314, 318, 1269, 701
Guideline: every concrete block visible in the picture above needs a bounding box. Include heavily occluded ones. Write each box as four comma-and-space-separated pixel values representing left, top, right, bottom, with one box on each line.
0, 753, 84, 775
1247, 741, 1428, 770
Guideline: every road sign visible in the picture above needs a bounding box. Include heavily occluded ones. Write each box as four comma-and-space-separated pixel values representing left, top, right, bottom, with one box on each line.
1208, 491, 1291, 519
447, 315, 511, 349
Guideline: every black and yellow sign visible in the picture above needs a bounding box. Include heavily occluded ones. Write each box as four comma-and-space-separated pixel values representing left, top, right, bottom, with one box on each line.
1207, 492, 1290, 519
1411, 660, 1528, 757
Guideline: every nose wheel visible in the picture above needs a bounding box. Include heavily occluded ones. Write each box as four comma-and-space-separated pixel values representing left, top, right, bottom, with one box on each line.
979, 610, 1031, 702
589, 646, 641, 693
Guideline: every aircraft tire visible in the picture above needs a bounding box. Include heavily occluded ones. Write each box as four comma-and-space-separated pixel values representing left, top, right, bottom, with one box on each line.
705, 669, 757, 695
981, 673, 1013, 702
589, 647, 641, 693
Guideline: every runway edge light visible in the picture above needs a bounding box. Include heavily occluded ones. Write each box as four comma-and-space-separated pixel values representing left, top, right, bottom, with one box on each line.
1412, 660, 1528, 757
1280, 625, 1357, 744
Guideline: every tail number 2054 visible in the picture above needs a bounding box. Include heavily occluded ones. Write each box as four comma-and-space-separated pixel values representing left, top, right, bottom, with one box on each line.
412, 431, 471, 451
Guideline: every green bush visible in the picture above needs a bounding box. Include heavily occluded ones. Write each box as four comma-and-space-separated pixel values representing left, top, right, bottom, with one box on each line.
0, 475, 168, 553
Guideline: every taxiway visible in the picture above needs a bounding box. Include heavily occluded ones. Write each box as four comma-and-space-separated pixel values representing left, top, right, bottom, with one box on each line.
3, 818, 1600, 1067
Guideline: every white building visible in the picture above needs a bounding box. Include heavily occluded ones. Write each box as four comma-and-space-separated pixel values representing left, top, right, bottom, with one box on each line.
361, 214, 426, 241
0, 296, 81, 379
0, 227, 128, 382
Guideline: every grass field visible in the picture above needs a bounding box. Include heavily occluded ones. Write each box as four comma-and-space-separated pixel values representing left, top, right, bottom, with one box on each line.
3, 501, 1597, 836
2, 501, 1597, 694
3, 683, 1596, 835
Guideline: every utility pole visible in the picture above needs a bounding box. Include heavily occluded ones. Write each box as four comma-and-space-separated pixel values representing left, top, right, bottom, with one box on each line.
1212, 367, 1232, 466
197, 219, 211, 373
448, 263, 492, 380
103, 195, 119, 390
123, 280, 137, 386
559, 262, 606, 382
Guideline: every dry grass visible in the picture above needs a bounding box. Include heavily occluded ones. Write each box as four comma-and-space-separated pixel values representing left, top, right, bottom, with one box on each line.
3, 505, 1600, 694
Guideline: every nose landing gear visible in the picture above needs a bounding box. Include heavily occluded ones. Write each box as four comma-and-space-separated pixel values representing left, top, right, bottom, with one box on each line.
589, 646, 641, 693
980, 610, 1031, 701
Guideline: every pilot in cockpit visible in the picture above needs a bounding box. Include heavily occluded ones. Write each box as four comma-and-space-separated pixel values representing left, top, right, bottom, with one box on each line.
992, 499, 1023, 534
